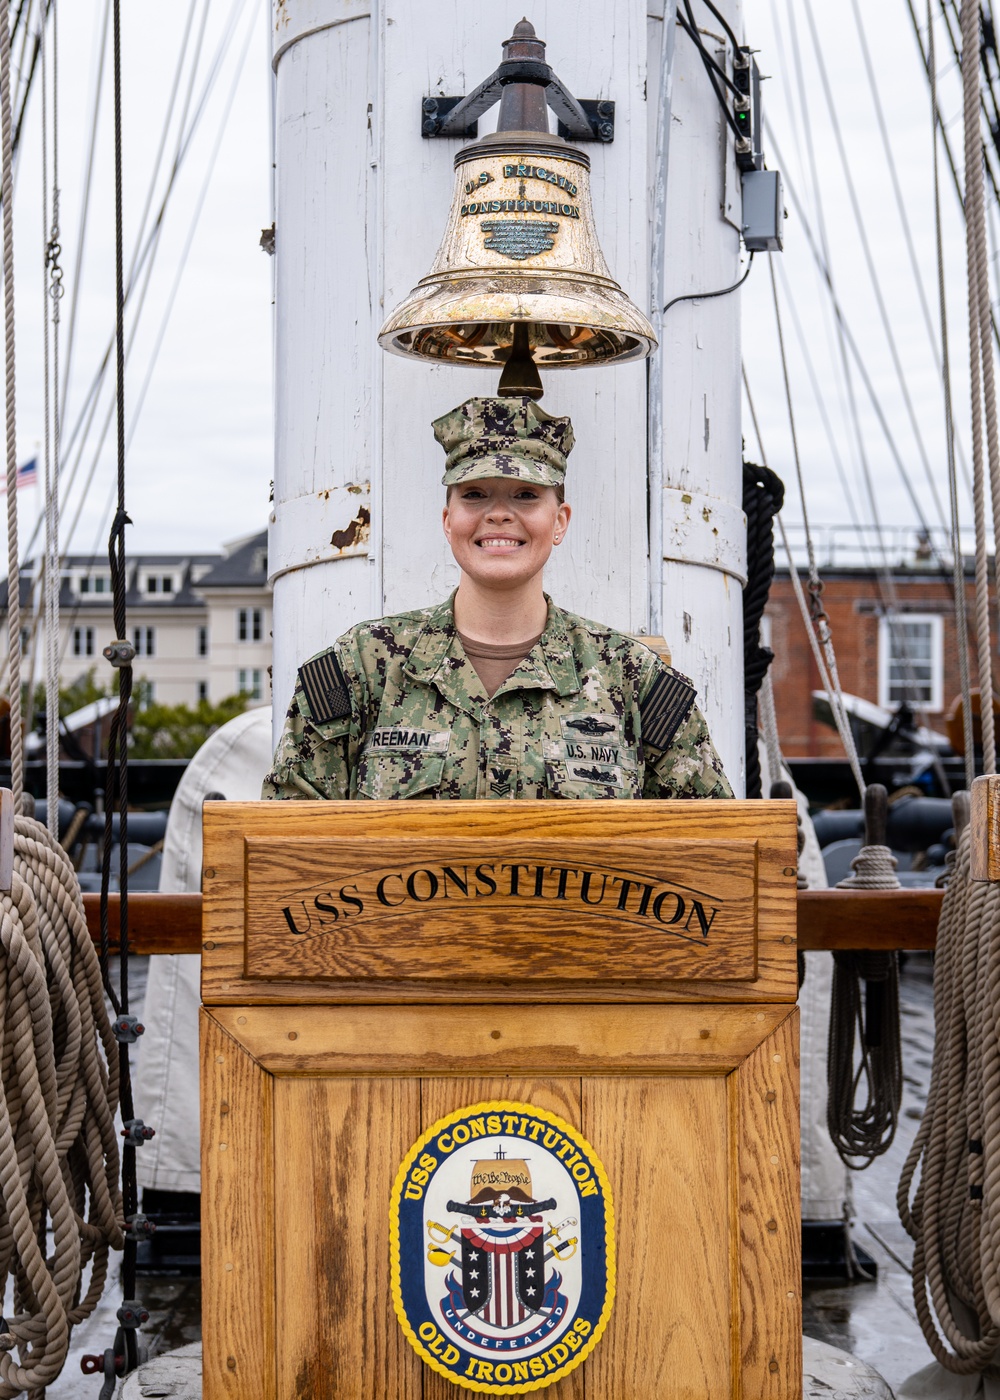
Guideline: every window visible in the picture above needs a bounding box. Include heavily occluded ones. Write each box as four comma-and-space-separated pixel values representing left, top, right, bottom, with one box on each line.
197, 625, 208, 657
19, 627, 30, 655
878, 614, 944, 711
133, 626, 155, 657
238, 607, 263, 642
238, 668, 262, 700
73, 626, 94, 658
79, 574, 108, 594
145, 575, 173, 595
197, 680, 208, 703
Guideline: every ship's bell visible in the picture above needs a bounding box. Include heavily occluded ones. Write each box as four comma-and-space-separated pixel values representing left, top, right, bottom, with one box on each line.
378, 19, 656, 398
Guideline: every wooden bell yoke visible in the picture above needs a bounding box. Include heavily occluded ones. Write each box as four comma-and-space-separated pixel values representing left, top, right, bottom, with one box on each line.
200, 798, 802, 1399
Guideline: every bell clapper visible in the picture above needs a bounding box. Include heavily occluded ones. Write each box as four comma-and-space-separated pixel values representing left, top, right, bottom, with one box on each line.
497, 322, 544, 400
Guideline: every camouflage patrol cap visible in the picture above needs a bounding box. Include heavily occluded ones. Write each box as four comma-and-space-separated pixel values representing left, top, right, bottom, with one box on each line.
432, 396, 575, 488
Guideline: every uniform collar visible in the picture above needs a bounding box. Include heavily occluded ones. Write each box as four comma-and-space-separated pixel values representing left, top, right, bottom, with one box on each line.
403, 594, 581, 716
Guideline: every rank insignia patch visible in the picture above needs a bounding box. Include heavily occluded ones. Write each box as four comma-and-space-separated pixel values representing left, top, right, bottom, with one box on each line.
390, 1100, 615, 1393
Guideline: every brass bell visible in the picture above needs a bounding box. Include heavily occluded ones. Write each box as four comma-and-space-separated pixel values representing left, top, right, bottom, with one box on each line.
378, 19, 656, 398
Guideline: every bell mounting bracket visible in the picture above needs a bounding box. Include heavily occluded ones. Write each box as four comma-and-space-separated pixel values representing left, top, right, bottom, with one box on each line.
422, 58, 614, 142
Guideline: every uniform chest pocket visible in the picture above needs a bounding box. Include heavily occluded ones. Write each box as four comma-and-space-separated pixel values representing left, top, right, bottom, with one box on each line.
357, 750, 446, 800
544, 758, 642, 800
542, 733, 642, 799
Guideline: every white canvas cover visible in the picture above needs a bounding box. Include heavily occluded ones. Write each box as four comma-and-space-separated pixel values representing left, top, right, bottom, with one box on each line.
134, 706, 274, 1194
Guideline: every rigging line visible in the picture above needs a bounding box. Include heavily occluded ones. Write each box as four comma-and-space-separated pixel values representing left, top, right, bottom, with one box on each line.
904, 0, 1000, 379
122, 0, 205, 296
764, 124, 950, 557
801, 1, 949, 532
741, 361, 767, 464
1, 0, 22, 811
45, 0, 60, 837
771, 254, 910, 616
931, 0, 974, 787
963, 0, 998, 777
742, 360, 859, 769
58, 0, 109, 424
768, 255, 814, 575
767, 262, 910, 769
39, 8, 54, 829
767, 0, 864, 494
54, 0, 201, 533
941, 0, 1000, 205
776, 512, 867, 799
780, 0, 895, 574
56, 0, 258, 580
56, 0, 247, 478
51, 0, 260, 659
849, 0, 943, 378
28, 0, 250, 569
765, 253, 921, 694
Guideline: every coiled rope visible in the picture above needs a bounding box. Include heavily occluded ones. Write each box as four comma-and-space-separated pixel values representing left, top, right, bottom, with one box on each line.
0, 1, 126, 1394
0, 818, 123, 1397
893, 2, 1000, 1377
742, 461, 784, 800
828, 784, 903, 1169
898, 796, 1000, 1374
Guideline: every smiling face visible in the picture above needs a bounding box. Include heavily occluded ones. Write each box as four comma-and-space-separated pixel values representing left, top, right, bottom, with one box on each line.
442, 477, 571, 594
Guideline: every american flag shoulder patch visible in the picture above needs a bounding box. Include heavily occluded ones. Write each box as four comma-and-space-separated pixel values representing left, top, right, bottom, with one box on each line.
640, 667, 697, 752
298, 651, 352, 724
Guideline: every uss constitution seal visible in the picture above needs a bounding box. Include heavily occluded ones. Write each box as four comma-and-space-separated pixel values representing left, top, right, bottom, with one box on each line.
390, 1100, 615, 1393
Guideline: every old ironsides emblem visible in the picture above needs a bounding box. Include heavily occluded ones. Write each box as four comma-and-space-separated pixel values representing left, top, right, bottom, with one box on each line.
390, 1100, 615, 1392
481, 220, 559, 260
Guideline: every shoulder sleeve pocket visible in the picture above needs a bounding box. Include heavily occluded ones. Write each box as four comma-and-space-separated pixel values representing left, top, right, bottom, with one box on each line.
640, 668, 697, 753
298, 651, 352, 724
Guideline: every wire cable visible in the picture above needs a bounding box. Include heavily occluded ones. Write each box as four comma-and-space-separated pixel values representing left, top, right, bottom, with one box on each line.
663, 251, 753, 314
676, 1, 744, 142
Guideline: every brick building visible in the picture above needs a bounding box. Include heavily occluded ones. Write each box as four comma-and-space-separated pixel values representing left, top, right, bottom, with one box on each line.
764, 563, 993, 758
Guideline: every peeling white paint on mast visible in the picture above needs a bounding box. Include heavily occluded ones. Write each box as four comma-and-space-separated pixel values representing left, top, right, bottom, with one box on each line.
269, 0, 744, 793
651, 0, 746, 792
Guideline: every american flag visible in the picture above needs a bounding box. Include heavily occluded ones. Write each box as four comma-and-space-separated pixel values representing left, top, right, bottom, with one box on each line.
0, 458, 38, 493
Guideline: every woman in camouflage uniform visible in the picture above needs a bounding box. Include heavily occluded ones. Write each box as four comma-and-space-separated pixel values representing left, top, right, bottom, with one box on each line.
263, 396, 732, 802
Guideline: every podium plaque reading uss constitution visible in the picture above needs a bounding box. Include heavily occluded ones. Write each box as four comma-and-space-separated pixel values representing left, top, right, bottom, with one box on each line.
200, 799, 801, 1399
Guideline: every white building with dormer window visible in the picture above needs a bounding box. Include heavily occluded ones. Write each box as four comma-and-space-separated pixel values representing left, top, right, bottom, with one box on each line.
0, 530, 272, 708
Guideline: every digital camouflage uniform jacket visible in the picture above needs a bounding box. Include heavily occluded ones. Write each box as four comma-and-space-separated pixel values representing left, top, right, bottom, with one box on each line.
262, 597, 733, 802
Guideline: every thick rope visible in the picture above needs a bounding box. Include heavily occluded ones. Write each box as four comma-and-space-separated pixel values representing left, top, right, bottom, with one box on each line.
0, 0, 22, 812
828, 834, 903, 1168
42, 5, 61, 841
0, 816, 122, 1396
742, 461, 784, 799
963, 0, 998, 776
898, 796, 1000, 1373
930, 0, 975, 788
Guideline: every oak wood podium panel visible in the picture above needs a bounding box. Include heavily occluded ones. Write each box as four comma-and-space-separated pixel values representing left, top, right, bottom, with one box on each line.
201, 800, 801, 1399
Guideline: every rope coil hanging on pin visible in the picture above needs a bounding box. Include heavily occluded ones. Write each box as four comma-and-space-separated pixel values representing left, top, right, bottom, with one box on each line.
828, 784, 903, 1170
896, 1, 1000, 1375
742, 461, 784, 800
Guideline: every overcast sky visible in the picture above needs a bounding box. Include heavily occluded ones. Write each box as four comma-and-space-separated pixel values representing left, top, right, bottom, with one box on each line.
4, 0, 979, 567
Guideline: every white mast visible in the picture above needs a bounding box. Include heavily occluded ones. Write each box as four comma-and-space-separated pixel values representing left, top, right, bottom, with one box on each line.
269, 0, 745, 794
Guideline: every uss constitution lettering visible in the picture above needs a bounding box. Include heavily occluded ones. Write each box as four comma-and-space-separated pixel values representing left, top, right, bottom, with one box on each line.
242, 836, 759, 984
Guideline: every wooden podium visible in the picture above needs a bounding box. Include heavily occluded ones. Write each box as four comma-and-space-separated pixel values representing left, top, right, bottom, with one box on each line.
200, 800, 801, 1398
